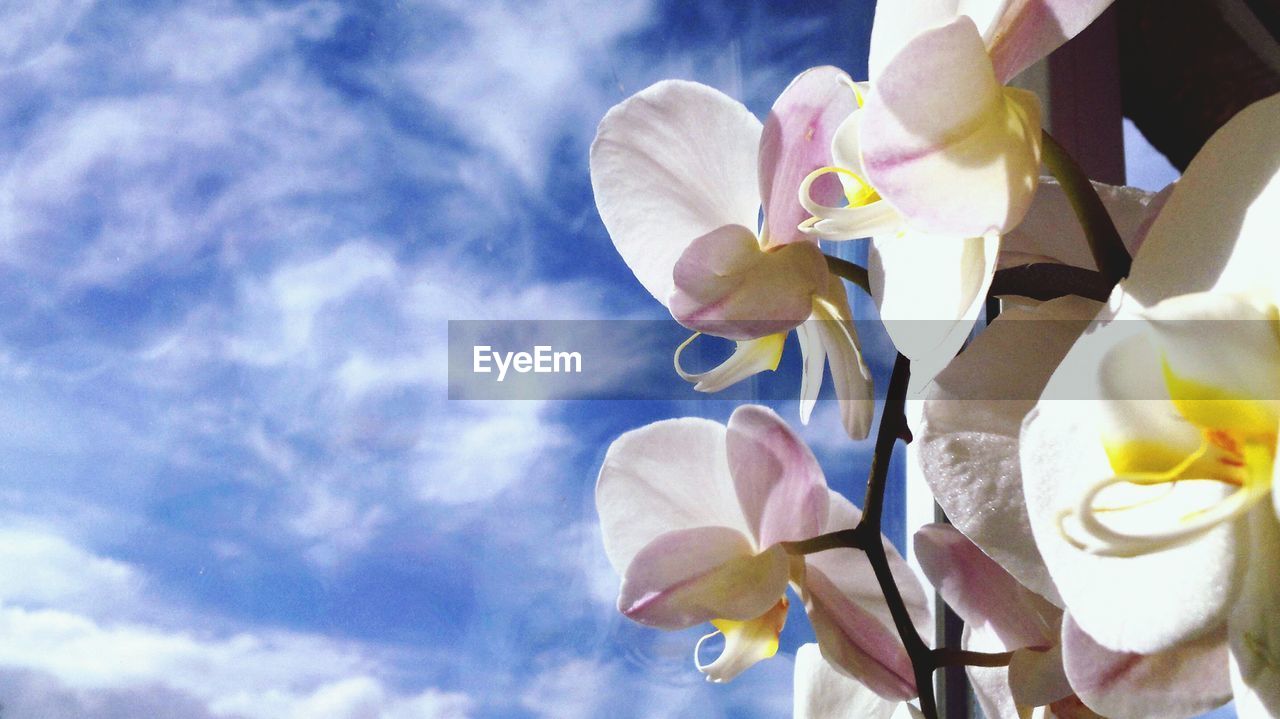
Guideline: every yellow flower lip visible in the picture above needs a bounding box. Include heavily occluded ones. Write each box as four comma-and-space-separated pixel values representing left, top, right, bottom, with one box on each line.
694, 595, 789, 683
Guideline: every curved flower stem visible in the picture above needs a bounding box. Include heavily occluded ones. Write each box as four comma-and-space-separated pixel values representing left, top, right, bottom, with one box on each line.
824, 254, 872, 296
851, 353, 940, 718
1041, 131, 1131, 284
783, 354, 1013, 717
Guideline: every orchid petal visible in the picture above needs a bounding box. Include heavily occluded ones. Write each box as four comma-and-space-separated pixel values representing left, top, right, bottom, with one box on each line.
920, 294, 1100, 604
868, 0, 1015, 80
963, 624, 1022, 719
1142, 291, 1280, 435
795, 320, 826, 425
1092, 328, 1207, 474
674, 332, 786, 393
804, 563, 919, 701
1007, 644, 1073, 707
1021, 320, 1243, 653
793, 644, 911, 719
1062, 614, 1232, 719
812, 279, 876, 439
869, 229, 998, 366
760, 66, 857, 247
862, 17, 1042, 237
803, 493, 929, 700
590, 80, 762, 304
619, 526, 789, 629
1124, 93, 1280, 307
985, 0, 1117, 83
999, 178, 1156, 270
670, 224, 826, 339
597, 418, 746, 573
726, 405, 829, 548
1228, 507, 1280, 719
815, 492, 933, 635
800, 111, 904, 241
913, 523, 1060, 651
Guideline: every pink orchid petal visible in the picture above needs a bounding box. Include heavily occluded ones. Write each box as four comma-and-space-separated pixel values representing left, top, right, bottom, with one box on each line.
919, 294, 1100, 604
590, 80, 762, 304
596, 418, 746, 574
986, 0, 1118, 83
803, 563, 919, 701
670, 223, 826, 340
862, 17, 1041, 237
618, 526, 789, 630
1124, 93, 1280, 307
760, 66, 857, 247
1062, 614, 1232, 719
818, 492, 933, 636
913, 523, 1060, 651
801, 493, 930, 701
725, 405, 829, 548
793, 644, 909, 719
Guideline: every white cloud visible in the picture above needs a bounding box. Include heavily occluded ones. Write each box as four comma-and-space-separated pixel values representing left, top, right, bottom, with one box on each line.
0, 526, 139, 614
0, 525, 471, 718
283, 677, 472, 719
396, 0, 653, 185
0, 606, 470, 719
520, 657, 615, 719
141, 2, 341, 84
0, 0, 93, 68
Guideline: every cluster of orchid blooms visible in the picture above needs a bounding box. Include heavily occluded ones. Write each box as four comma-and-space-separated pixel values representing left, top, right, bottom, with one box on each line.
588, 1, 1280, 717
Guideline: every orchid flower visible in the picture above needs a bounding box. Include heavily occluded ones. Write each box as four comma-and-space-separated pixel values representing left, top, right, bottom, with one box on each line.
1020, 93, 1280, 717
799, 0, 1114, 379
911, 151, 1249, 715
794, 643, 924, 719
596, 404, 930, 697
590, 69, 875, 438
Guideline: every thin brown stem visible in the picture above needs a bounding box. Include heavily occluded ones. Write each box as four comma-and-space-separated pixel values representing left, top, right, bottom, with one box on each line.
850, 354, 939, 717
824, 254, 872, 295
932, 648, 1015, 669
989, 263, 1114, 302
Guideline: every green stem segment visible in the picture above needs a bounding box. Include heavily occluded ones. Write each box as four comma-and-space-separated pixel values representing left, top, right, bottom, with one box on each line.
1041, 131, 1132, 284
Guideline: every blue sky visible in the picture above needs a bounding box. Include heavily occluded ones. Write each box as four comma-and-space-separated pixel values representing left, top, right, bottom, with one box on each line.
0, 1, 903, 717
0, 1, 1205, 717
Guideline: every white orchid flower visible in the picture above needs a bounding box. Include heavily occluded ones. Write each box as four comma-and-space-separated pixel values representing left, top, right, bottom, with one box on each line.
590, 69, 875, 438
794, 643, 925, 719
912, 159, 1243, 716
596, 405, 930, 697
1020, 93, 1280, 717
799, 0, 1115, 378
